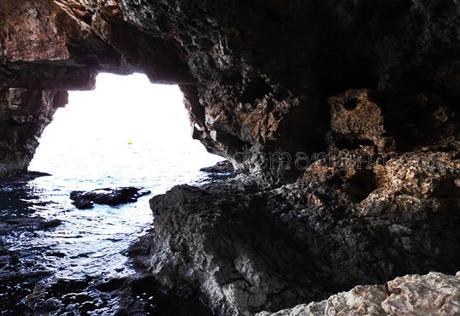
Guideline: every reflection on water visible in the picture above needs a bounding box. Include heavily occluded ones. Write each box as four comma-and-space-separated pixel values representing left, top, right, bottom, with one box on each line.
0, 73, 221, 314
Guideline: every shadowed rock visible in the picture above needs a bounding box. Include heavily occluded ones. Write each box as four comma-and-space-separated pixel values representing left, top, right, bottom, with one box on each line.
130, 149, 460, 315
0, 0, 460, 315
70, 187, 151, 209
200, 160, 234, 174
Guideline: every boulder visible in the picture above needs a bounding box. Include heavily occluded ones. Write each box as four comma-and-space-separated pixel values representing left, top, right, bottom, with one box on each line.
70, 187, 150, 209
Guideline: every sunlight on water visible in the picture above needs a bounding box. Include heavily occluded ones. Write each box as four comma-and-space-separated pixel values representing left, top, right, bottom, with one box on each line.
30, 72, 220, 189
11, 73, 222, 280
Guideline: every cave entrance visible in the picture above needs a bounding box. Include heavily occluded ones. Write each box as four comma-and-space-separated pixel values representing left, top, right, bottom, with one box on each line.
1, 73, 223, 312
18, 72, 222, 279
29, 73, 222, 191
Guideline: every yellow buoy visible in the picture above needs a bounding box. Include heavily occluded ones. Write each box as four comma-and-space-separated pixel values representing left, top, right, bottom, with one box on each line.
128, 138, 133, 145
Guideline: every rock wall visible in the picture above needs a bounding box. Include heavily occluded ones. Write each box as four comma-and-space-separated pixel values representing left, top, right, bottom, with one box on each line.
130, 148, 460, 314
0, 88, 67, 176
1, 0, 460, 315
1, 0, 459, 179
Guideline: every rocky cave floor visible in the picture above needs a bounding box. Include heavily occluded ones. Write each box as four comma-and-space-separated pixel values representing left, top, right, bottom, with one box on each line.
128, 146, 460, 315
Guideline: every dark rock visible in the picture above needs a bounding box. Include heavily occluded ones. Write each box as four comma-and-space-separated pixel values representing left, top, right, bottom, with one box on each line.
0, 1, 460, 316
71, 198, 94, 210
200, 160, 234, 174
130, 149, 460, 315
95, 278, 124, 293
116, 275, 215, 316
70, 187, 151, 209
39, 219, 62, 230
0, 217, 61, 235
1, 0, 459, 182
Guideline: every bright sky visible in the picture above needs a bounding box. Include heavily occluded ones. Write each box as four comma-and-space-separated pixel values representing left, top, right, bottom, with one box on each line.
67, 72, 191, 141
29, 73, 222, 184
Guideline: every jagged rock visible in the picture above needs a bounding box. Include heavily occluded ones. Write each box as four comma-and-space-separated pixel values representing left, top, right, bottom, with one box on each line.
257, 271, 460, 316
0, 1, 460, 316
129, 149, 460, 315
200, 160, 234, 174
70, 187, 150, 209
0, 88, 67, 176
1, 0, 459, 180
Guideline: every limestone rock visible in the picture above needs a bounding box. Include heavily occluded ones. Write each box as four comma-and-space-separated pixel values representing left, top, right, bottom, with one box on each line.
257, 271, 460, 316
130, 149, 460, 315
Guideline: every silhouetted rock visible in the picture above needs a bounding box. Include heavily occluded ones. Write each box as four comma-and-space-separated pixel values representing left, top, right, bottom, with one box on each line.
70, 187, 151, 209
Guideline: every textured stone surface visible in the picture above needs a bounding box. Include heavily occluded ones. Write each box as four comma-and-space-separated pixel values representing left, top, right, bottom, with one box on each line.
1, 1, 460, 315
0, 88, 67, 176
1, 0, 459, 179
257, 271, 460, 316
130, 149, 459, 315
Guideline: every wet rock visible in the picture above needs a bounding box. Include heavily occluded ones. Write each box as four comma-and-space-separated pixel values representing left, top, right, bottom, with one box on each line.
116, 275, 214, 316
200, 160, 234, 174
130, 148, 460, 315
70, 187, 151, 209
0, 267, 52, 315
0, 217, 61, 235
95, 278, 124, 292
257, 271, 460, 316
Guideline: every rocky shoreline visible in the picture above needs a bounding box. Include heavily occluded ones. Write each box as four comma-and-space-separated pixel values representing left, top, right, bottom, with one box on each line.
129, 147, 460, 315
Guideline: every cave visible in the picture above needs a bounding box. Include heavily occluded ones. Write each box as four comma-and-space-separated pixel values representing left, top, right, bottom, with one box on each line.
1, 1, 460, 315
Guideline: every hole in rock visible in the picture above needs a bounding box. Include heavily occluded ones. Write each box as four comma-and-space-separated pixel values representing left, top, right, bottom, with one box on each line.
343, 169, 378, 203
332, 132, 375, 150
30, 73, 222, 189
343, 98, 359, 111
241, 77, 273, 104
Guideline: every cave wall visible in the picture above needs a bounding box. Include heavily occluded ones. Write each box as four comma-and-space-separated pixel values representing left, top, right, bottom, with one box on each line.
1, 1, 460, 314
0, 88, 67, 176
1, 0, 459, 180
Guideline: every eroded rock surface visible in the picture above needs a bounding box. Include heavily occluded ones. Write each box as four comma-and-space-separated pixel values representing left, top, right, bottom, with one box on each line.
0, 88, 67, 176
257, 271, 460, 316
1, 0, 459, 180
200, 160, 234, 174
1, 1, 460, 315
130, 147, 460, 315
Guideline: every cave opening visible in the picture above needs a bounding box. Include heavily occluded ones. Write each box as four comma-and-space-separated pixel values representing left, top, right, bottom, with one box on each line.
0, 73, 223, 314
29, 73, 221, 188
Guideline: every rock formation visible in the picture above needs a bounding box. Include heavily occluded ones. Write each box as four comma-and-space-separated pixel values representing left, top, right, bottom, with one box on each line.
1, 0, 459, 315
257, 271, 460, 316
0, 88, 67, 176
70, 187, 150, 209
